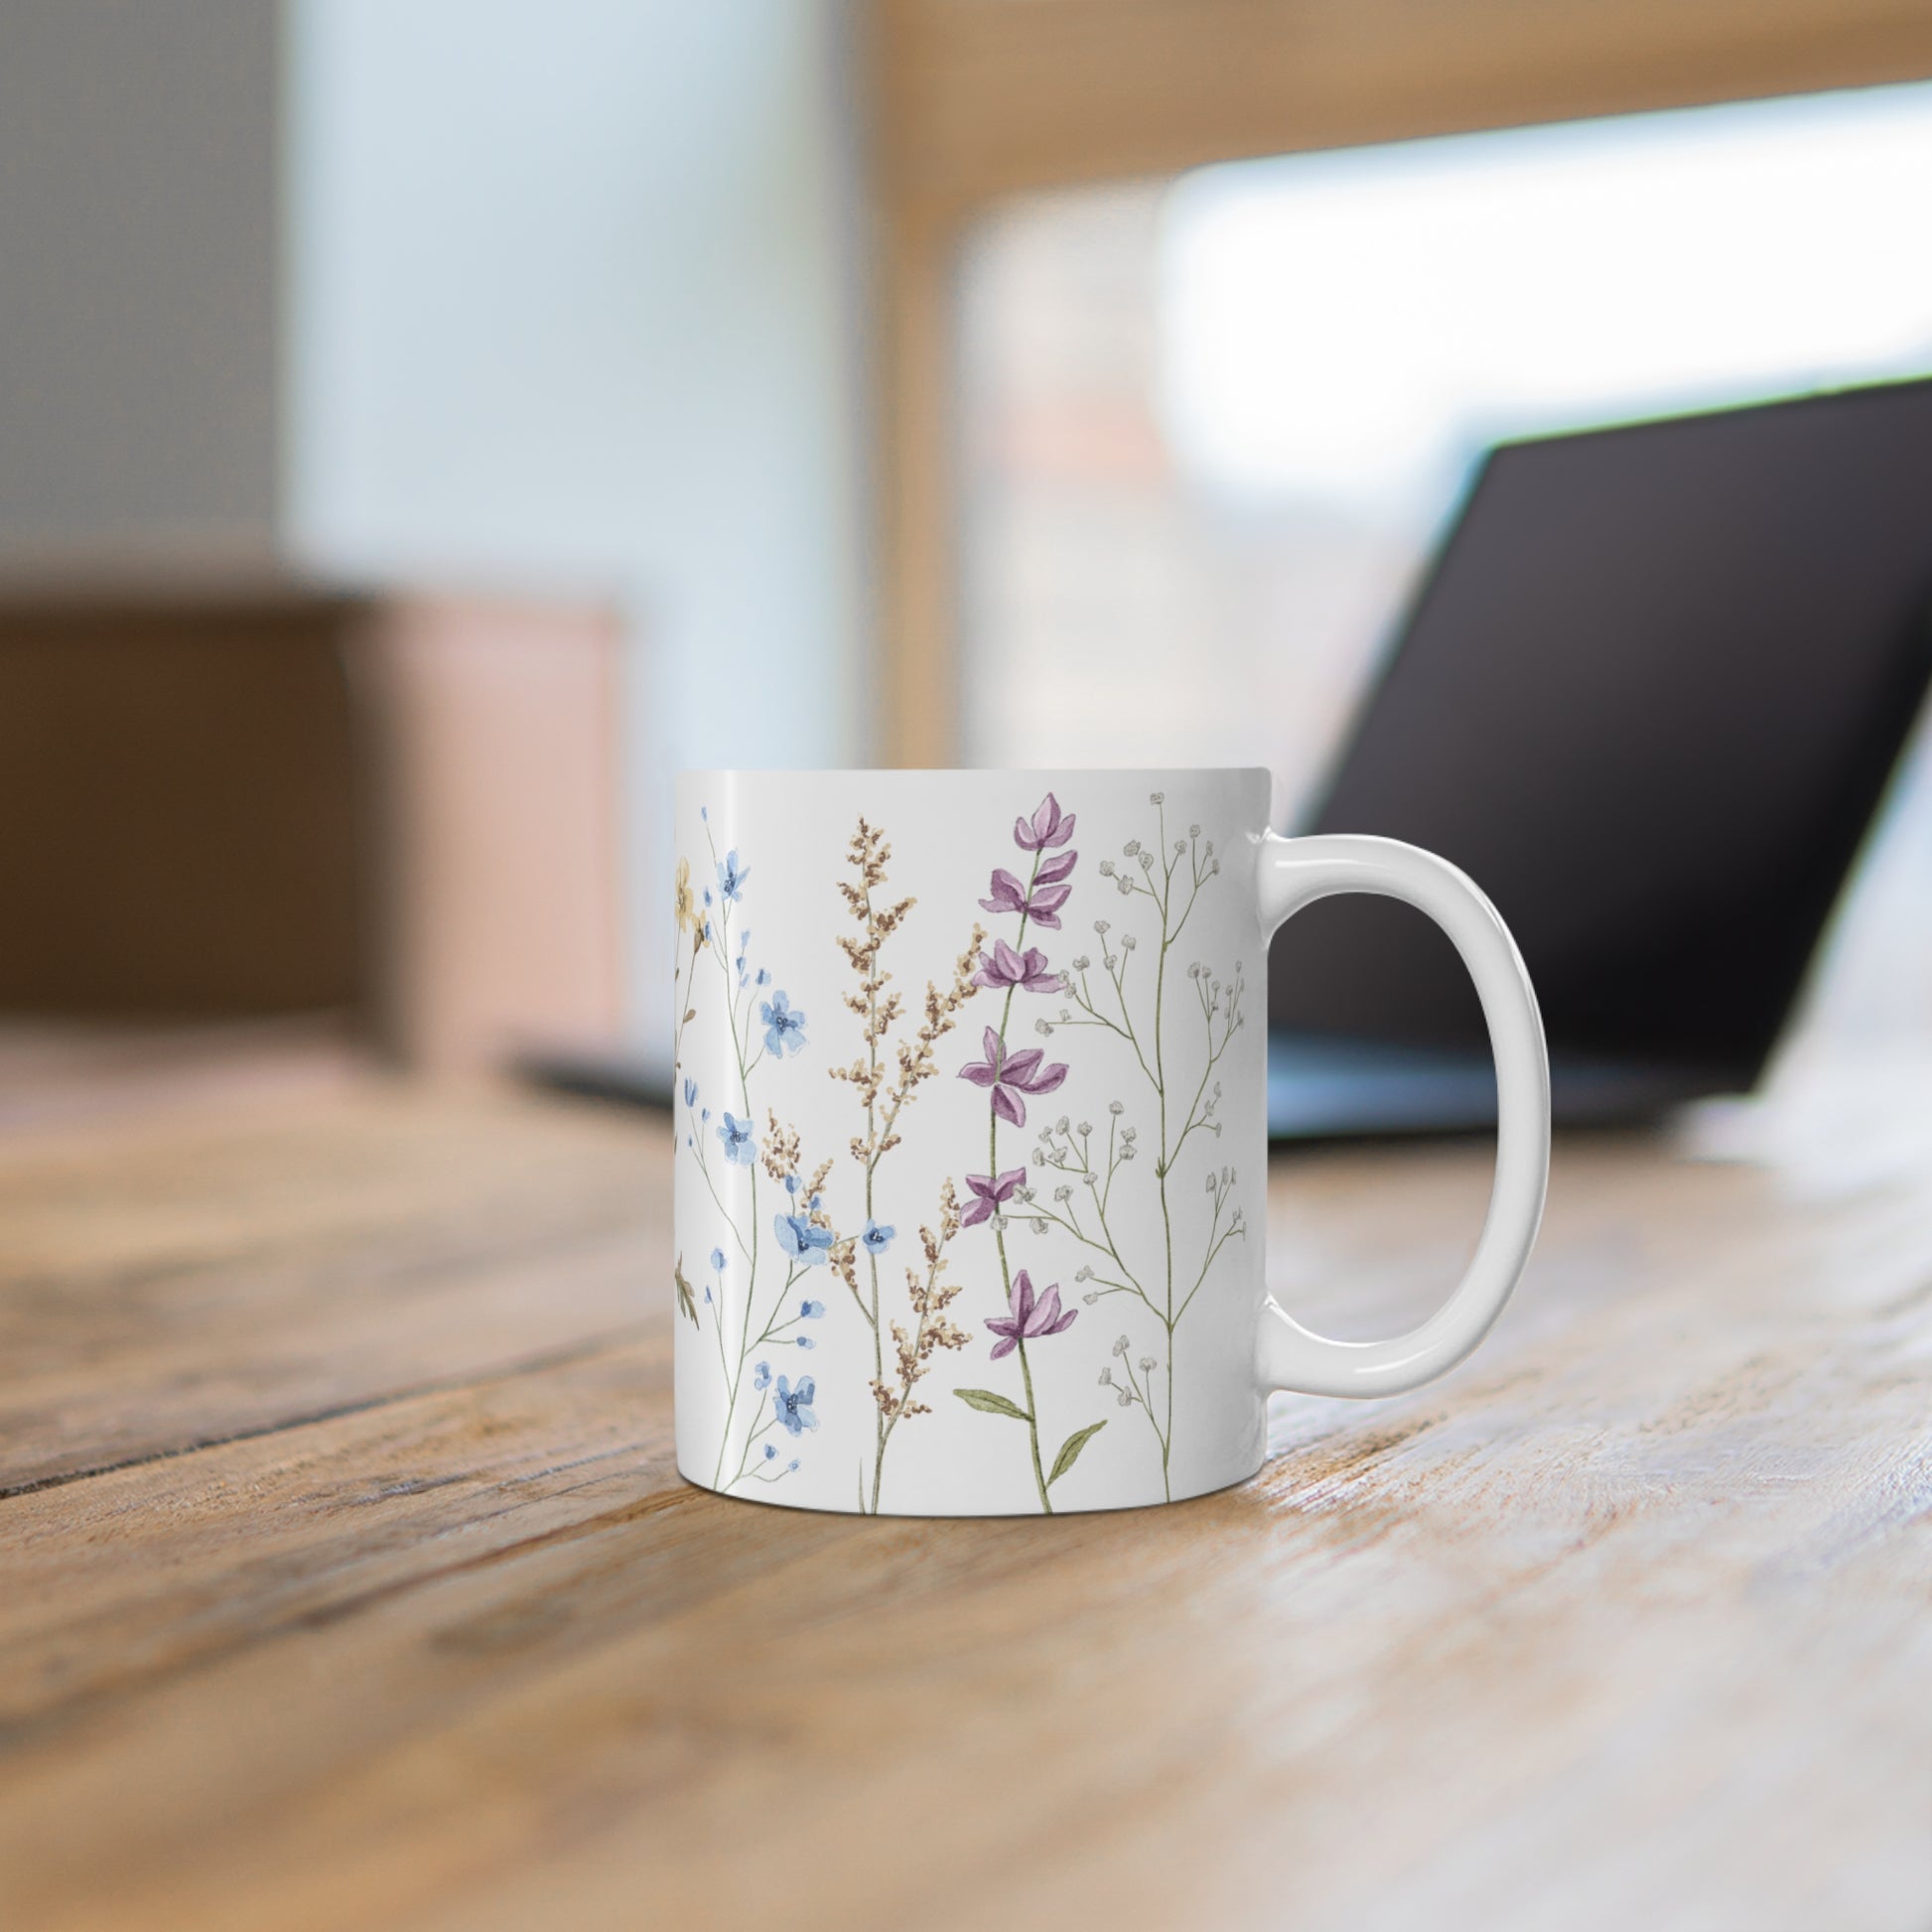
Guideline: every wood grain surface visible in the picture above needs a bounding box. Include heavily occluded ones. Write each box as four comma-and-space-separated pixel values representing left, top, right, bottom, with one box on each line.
0, 1071, 1926, 1930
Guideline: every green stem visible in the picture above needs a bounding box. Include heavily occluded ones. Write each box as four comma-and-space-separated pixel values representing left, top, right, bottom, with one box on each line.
706, 883, 762, 1491
988, 851, 1043, 1506
1154, 833, 1175, 1501
1018, 1337, 1051, 1514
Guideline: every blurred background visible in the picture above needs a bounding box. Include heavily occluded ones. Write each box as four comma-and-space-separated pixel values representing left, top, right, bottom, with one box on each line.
3, 0, 1931, 1117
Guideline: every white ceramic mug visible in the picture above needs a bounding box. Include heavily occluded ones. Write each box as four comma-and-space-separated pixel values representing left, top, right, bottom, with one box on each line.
672, 769, 1548, 1516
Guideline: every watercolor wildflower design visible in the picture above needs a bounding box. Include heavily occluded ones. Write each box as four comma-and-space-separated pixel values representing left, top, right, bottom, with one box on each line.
827, 816, 983, 1512
1022, 793, 1247, 1499
951, 792, 1107, 1511
677, 806, 844, 1493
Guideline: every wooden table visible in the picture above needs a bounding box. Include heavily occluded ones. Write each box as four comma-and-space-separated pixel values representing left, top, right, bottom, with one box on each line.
2, 1061, 1928, 1930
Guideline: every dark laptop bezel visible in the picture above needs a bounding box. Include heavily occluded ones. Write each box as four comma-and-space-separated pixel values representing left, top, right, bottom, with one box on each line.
1267, 377, 1932, 1128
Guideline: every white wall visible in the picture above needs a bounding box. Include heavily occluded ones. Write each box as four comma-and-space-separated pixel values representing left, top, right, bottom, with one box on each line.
0, 1, 869, 1063
0, 0, 281, 560
285, 0, 869, 1061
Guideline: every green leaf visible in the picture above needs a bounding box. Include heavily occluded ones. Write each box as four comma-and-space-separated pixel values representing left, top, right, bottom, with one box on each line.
1047, 1420, 1108, 1486
953, 1388, 1032, 1422
673, 1254, 699, 1325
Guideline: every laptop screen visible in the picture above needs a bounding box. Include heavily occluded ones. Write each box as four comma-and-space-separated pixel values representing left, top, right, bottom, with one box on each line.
1268, 378, 1932, 1083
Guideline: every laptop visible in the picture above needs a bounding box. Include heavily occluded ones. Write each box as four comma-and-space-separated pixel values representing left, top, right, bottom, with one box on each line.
1267, 376, 1932, 1138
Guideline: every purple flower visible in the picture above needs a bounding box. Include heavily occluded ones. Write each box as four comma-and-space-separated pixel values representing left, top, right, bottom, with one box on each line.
1014, 794, 1076, 851
962, 1167, 1027, 1227
979, 869, 1074, 931
974, 938, 1058, 994
979, 869, 1028, 917
984, 1269, 1078, 1359
958, 1026, 1067, 1128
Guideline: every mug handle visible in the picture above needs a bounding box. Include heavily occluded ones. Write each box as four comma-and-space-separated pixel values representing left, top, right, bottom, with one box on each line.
1255, 833, 1551, 1398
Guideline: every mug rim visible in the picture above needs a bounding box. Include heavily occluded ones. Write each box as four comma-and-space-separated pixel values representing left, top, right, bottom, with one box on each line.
675, 764, 1274, 782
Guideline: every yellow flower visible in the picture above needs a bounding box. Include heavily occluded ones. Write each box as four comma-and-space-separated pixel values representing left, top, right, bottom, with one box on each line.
673, 856, 697, 935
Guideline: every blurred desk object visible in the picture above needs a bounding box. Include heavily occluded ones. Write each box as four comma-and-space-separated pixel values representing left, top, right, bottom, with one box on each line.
0, 583, 622, 1072
0, 1051, 1927, 1930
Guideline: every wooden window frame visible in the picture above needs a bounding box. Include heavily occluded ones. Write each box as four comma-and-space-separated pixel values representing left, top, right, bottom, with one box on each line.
869, 0, 1932, 765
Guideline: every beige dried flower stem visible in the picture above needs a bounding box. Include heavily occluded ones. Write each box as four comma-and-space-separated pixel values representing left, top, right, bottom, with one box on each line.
871, 1181, 972, 1476
829, 816, 983, 1511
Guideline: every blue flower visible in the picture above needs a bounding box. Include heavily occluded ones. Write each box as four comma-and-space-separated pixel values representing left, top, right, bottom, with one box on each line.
717, 850, 750, 902
763, 1443, 776, 1459
718, 1112, 757, 1166
709, 1245, 727, 1274
787, 1458, 800, 1472
682, 1076, 698, 1108
754, 1360, 771, 1391
756, 967, 770, 986
773, 1374, 818, 1435
774, 1213, 835, 1266
760, 990, 806, 1057
799, 1299, 825, 1319
861, 1219, 896, 1256
796, 1335, 815, 1349
700, 806, 709, 821
784, 1173, 799, 1196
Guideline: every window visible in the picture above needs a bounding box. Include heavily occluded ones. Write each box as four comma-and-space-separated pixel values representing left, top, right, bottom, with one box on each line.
955, 81, 1932, 840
